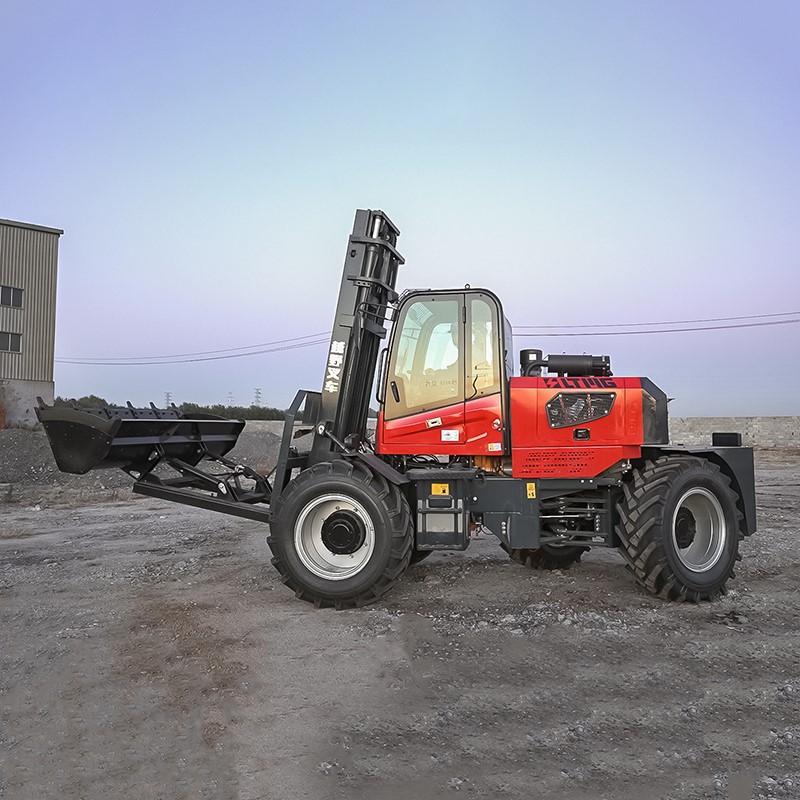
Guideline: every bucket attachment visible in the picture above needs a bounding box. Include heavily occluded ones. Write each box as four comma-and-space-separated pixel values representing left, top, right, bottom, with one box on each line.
35, 401, 245, 475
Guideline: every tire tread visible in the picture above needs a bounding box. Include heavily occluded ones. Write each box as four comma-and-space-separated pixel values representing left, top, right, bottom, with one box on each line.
267, 460, 412, 609
616, 455, 743, 602
502, 543, 587, 571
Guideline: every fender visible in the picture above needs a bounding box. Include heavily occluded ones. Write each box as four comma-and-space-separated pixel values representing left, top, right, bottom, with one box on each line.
641, 445, 756, 537
352, 449, 410, 485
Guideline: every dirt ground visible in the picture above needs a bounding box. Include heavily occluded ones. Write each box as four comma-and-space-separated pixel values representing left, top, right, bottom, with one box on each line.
1, 450, 798, 800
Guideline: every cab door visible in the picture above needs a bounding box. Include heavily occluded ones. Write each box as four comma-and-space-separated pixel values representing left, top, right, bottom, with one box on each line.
378, 292, 466, 453
377, 291, 507, 456
463, 293, 506, 456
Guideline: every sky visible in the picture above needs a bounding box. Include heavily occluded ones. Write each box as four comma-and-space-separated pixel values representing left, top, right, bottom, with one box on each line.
2, 0, 799, 416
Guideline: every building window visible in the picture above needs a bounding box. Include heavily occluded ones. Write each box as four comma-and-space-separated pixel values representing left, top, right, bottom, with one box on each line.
0, 285, 23, 308
0, 332, 21, 353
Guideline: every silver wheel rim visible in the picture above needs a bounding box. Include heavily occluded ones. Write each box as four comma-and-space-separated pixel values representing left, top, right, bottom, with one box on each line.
671, 487, 727, 572
294, 493, 376, 581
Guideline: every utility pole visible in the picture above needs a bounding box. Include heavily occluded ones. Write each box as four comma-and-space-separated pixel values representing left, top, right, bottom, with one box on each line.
253, 388, 262, 407
164, 391, 172, 407
227, 392, 234, 407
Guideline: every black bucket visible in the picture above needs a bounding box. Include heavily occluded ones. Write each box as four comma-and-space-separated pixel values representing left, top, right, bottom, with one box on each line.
35, 404, 245, 475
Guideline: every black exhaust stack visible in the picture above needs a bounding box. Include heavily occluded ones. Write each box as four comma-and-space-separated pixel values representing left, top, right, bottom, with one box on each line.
520, 349, 612, 377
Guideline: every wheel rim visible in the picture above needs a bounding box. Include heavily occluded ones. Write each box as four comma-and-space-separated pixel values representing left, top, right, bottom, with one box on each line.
671, 487, 727, 572
294, 493, 376, 581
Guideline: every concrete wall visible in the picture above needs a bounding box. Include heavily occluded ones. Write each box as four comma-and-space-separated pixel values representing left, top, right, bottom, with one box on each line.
0, 379, 54, 429
668, 416, 799, 448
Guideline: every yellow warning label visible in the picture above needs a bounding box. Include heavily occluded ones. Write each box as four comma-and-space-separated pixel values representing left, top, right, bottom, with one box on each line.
431, 483, 450, 496
526, 482, 537, 499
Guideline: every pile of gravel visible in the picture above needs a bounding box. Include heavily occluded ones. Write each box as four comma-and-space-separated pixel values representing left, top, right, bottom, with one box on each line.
0, 428, 110, 487
225, 421, 288, 474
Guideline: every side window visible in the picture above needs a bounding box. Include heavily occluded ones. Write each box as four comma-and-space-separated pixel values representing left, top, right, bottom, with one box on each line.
386, 297, 463, 420
469, 297, 501, 398
0, 286, 23, 308
0, 332, 21, 353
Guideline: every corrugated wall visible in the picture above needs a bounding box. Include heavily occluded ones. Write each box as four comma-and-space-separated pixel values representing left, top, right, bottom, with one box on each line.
0, 221, 61, 382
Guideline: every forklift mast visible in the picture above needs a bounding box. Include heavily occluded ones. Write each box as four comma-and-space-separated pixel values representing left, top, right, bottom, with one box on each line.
308, 209, 404, 464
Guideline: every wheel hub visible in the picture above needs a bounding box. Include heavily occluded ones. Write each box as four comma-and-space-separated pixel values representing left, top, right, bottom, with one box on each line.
674, 508, 697, 549
671, 487, 727, 573
321, 510, 367, 555
293, 493, 377, 581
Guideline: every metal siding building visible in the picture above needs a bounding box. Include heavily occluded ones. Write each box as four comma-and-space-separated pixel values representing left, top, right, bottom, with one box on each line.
0, 218, 63, 428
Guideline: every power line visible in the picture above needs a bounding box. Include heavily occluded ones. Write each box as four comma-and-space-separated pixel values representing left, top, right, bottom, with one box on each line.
57, 331, 330, 363
56, 336, 329, 366
515, 318, 800, 337
514, 311, 800, 329
55, 311, 800, 366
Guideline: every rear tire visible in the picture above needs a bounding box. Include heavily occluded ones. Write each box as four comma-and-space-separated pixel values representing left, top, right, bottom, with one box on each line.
502, 542, 587, 570
268, 460, 413, 608
616, 455, 742, 601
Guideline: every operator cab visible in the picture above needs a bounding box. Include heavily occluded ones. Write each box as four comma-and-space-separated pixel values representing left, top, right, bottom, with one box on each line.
377, 289, 513, 456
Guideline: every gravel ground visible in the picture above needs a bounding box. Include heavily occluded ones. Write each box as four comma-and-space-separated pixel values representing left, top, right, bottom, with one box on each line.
1, 437, 799, 799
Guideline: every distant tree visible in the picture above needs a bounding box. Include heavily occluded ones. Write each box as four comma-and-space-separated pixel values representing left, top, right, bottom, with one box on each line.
55, 395, 112, 408
177, 402, 285, 420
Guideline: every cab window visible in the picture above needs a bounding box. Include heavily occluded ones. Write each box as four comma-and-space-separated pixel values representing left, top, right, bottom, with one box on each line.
468, 296, 501, 398
386, 297, 462, 420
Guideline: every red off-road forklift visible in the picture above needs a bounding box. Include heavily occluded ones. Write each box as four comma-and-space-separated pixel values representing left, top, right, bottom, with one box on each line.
37, 209, 756, 607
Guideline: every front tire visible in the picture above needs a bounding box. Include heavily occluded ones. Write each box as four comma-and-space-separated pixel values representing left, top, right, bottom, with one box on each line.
616, 456, 742, 601
268, 460, 413, 608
